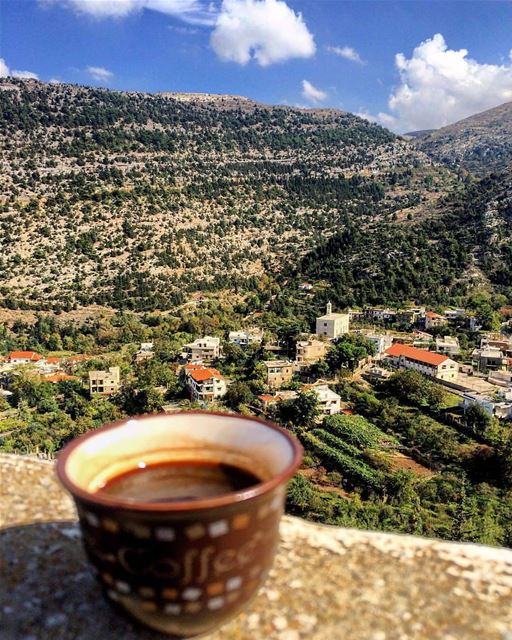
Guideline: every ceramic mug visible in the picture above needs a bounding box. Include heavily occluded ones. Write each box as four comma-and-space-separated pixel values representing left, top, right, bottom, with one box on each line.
56, 411, 302, 637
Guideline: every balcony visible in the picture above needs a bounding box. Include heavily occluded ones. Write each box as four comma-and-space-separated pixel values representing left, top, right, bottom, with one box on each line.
2, 453, 512, 639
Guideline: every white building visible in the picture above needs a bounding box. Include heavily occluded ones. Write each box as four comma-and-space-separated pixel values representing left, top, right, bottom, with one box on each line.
183, 364, 227, 403
462, 393, 495, 417
305, 384, 341, 415
228, 329, 263, 347
365, 308, 397, 323
384, 344, 458, 381
365, 334, 394, 355
462, 393, 512, 421
435, 336, 460, 356
316, 302, 349, 340
183, 336, 221, 361
444, 308, 466, 322
7, 351, 44, 365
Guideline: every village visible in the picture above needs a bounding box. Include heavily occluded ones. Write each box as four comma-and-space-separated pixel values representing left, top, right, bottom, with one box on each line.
1, 300, 511, 425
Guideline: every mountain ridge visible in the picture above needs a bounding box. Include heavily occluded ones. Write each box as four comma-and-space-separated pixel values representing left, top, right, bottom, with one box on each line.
0, 78, 453, 311
412, 100, 512, 176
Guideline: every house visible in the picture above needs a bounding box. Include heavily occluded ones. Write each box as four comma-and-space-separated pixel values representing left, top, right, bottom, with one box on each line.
462, 393, 512, 420
7, 351, 44, 365
384, 344, 458, 381
471, 347, 508, 373
462, 393, 496, 417
89, 367, 121, 396
63, 355, 91, 372
303, 384, 341, 415
424, 311, 448, 330
495, 402, 512, 420
43, 373, 79, 383
315, 302, 349, 339
183, 364, 227, 403
295, 337, 330, 364
135, 342, 155, 363
183, 336, 221, 361
299, 282, 313, 291
258, 394, 281, 410
435, 336, 460, 356
444, 308, 466, 322
263, 360, 298, 389
228, 329, 263, 347
364, 308, 397, 323
488, 371, 512, 388
364, 333, 394, 355
348, 309, 365, 323
480, 335, 512, 357
397, 307, 425, 325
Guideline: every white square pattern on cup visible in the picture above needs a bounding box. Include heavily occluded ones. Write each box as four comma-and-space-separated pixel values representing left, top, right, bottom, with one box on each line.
165, 603, 182, 615
208, 596, 225, 610
226, 576, 242, 591
182, 588, 202, 601
155, 526, 176, 541
208, 520, 229, 537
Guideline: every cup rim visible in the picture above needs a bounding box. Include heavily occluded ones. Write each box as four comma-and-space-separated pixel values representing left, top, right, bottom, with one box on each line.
56, 410, 303, 512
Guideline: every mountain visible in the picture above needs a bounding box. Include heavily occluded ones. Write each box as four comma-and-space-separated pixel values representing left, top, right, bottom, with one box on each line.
412, 101, 512, 176
404, 129, 436, 139
0, 79, 453, 311
294, 167, 512, 307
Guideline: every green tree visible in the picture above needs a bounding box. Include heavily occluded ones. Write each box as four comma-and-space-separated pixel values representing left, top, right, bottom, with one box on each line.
224, 381, 253, 411
274, 390, 319, 429
464, 402, 492, 436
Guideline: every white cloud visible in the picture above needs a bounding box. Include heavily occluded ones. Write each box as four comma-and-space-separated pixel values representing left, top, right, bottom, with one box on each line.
0, 58, 39, 80
380, 33, 512, 132
40, 0, 217, 25
328, 45, 363, 65
210, 0, 315, 66
302, 80, 326, 104
86, 65, 114, 82
0, 59, 10, 77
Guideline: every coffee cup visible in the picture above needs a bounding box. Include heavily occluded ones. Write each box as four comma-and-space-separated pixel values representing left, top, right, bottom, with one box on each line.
56, 411, 302, 637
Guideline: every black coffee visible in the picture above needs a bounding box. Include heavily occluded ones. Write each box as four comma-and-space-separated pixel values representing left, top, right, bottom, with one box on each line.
96, 460, 262, 503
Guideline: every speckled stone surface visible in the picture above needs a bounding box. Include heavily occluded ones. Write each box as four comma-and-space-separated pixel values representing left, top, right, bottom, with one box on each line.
2, 454, 512, 640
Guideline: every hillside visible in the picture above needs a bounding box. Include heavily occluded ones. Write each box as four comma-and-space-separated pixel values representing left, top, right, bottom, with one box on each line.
413, 101, 512, 176
0, 79, 453, 311
294, 168, 512, 307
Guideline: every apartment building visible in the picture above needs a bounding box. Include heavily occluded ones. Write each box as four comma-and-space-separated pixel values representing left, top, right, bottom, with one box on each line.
384, 344, 458, 381
183, 336, 221, 361
89, 367, 121, 396
183, 364, 227, 403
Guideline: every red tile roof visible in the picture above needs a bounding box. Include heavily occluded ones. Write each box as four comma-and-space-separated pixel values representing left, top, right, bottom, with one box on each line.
43, 373, 78, 383
189, 367, 224, 382
8, 351, 43, 362
425, 311, 445, 319
385, 343, 449, 366
46, 357, 61, 365
259, 394, 279, 403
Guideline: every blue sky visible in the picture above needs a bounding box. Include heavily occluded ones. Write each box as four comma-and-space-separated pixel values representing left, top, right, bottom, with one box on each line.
1, 0, 512, 131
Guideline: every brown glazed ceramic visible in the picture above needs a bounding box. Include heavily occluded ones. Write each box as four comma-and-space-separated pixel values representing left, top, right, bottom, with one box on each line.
56, 411, 302, 637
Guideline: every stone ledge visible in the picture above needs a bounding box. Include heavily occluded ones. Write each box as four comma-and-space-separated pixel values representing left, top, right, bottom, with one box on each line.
2, 453, 512, 639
